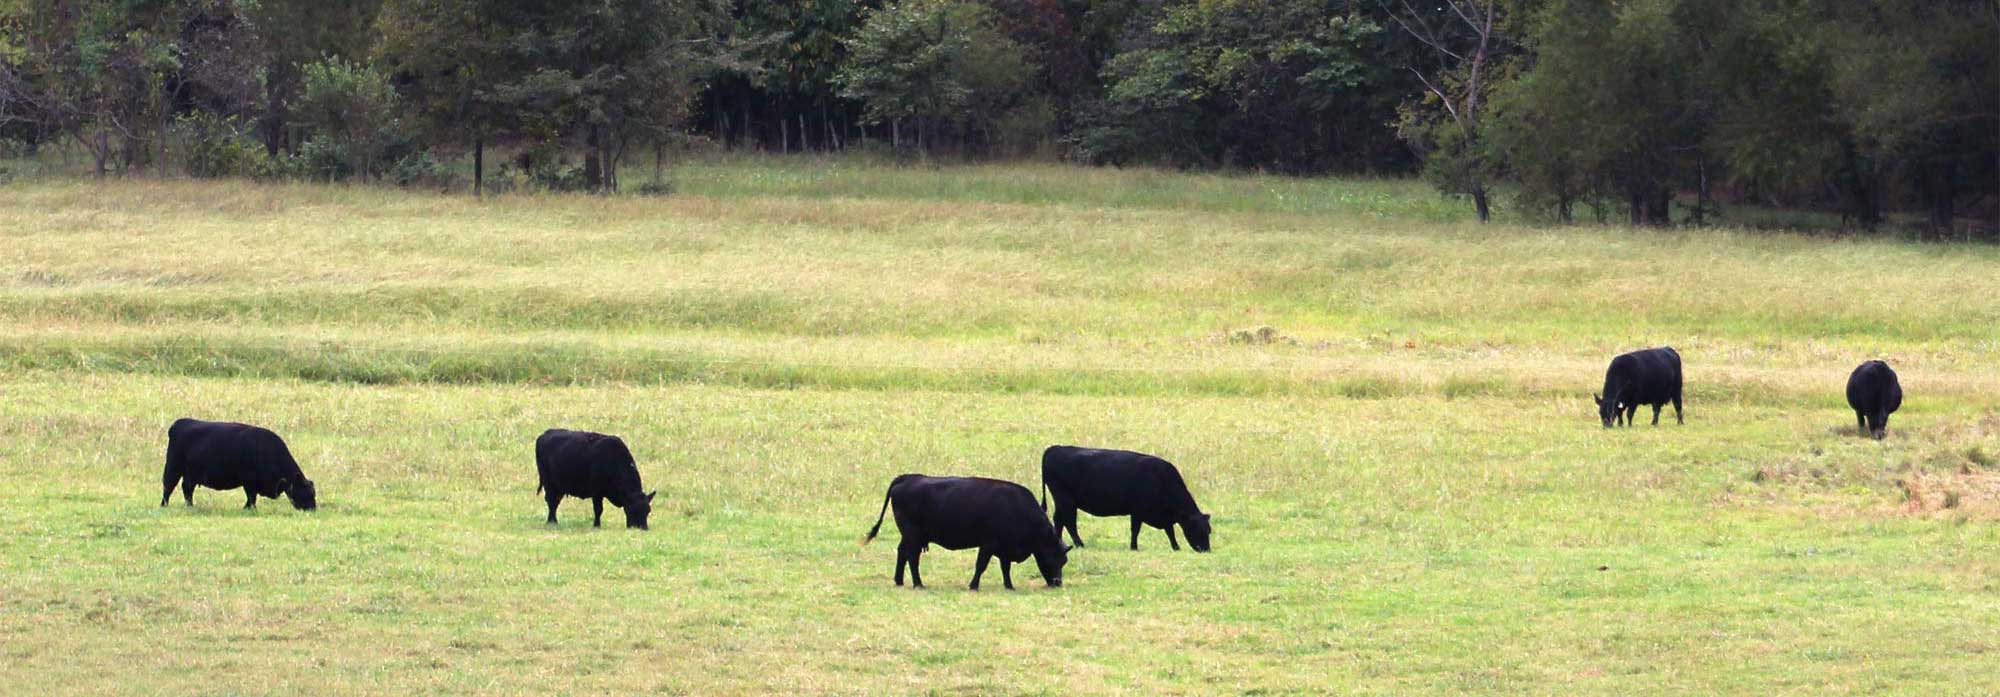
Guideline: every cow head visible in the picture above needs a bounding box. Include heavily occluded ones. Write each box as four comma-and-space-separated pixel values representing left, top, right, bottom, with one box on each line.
1034, 542, 1071, 588
284, 478, 317, 511
1593, 394, 1617, 428
624, 491, 657, 529
1180, 512, 1212, 552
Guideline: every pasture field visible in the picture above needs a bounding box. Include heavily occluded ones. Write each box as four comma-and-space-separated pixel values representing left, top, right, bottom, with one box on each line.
3, 158, 2000, 694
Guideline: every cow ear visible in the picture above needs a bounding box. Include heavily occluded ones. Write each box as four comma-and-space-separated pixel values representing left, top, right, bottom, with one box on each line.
1592, 393, 1603, 406
646, 491, 657, 503
1063, 544, 1073, 553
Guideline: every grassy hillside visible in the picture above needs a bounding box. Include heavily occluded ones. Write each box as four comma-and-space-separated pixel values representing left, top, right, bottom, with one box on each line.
3, 159, 1998, 693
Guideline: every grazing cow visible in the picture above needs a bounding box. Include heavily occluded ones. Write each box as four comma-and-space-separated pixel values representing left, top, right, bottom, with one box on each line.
1040, 446, 1211, 552
1594, 346, 1684, 428
1846, 360, 1903, 440
534, 429, 656, 529
160, 418, 317, 511
863, 474, 1069, 590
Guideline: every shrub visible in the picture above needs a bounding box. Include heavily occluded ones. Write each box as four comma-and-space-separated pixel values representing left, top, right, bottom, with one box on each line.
293, 57, 400, 178
175, 113, 264, 178
300, 138, 354, 181
0, 137, 31, 159
387, 150, 458, 190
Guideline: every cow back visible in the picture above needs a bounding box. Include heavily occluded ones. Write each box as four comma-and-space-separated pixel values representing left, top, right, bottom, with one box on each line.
891, 475, 1057, 559
170, 419, 303, 496
1042, 446, 1197, 519
536, 429, 643, 500
1606, 347, 1683, 405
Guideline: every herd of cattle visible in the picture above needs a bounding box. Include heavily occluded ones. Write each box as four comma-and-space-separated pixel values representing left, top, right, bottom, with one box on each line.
156, 348, 1904, 590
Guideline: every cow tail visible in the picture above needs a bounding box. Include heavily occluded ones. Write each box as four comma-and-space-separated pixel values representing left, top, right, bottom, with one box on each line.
862, 483, 893, 545
1040, 479, 1049, 514
533, 445, 547, 495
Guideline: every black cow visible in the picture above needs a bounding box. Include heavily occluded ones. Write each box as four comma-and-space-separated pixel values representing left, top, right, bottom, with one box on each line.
1594, 346, 1684, 428
1846, 360, 1903, 440
160, 418, 317, 511
1040, 446, 1211, 552
534, 429, 656, 529
863, 474, 1069, 590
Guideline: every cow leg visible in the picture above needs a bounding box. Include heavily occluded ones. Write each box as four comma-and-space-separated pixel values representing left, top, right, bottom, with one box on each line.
1000, 559, 1014, 590
1624, 404, 1638, 427
1872, 410, 1889, 440
243, 488, 257, 510
1055, 504, 1084, 548
1672, 395, 1684, 424
160, 458, 181, 508
1129, 517, 1142, 551
182, 479, 196, 506
1856, 411, 1868, 436
1165, 525, 1181, 551
1651, 403, 1662, 426
971, 549, 992, 590
592, 497, 604, 528
897, 540, 925, 588
545, 491, 562, 524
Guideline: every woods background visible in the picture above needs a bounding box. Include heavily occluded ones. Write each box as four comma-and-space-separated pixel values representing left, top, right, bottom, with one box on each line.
1, 0, 1995, 235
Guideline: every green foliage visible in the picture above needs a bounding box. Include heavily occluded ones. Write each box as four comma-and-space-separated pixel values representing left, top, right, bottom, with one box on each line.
385, 150, 457, 190
293, 57, 400, 180
834, 0, 1032, 152
173, 112, 262, 178
1080, 1, 1388, 171
1479, 0, 1998, 232
256, 137, 354, 181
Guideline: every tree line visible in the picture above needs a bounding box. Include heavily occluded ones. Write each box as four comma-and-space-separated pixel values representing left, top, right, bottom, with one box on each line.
1, 0, 1994, 235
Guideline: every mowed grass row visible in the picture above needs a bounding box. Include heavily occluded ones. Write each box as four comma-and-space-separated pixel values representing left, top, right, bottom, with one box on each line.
3, 159, 2000, 693
4, 172, 1999, 353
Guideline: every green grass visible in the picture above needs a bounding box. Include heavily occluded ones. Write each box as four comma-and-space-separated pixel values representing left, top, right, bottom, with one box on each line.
3, 160, 2000, 694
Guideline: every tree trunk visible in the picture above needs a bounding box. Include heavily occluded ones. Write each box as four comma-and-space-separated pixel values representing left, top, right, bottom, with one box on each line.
92, 129, 108, 179
780, 108, 790, 154
892, 119, 900, 150
1693, 158, 1710, 227
823, 104, 836, 151
606, 132, 620, 193
473, 136, 484, 198
740, 101, 753, 150
158, 104, 170, 179
715, 97, 728, 148
1928, 160, 1957, 238
584, 125, 603, 191
799, 112, 808, 152
1472, 187, 1491, 223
